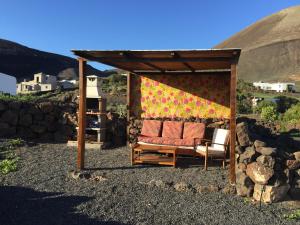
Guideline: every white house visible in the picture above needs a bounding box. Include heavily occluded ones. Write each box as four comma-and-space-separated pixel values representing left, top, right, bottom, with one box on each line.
17, 72, 57, 94
253, 81, 296, 93
0, 73, 17, 95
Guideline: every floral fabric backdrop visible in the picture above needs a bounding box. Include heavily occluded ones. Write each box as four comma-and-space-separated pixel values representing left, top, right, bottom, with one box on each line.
131, 74, 231, 119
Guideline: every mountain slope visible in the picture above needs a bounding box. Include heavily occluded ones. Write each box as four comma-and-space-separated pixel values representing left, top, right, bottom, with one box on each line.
215, 5, 300, 83
0, 39, 103, 81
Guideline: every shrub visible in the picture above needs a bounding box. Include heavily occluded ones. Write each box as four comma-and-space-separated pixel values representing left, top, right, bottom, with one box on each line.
261, 106, 278, 122
282, 103, 300, 124
275, 96, 299, 113
255, 100, 277, 114
0, 158, 18, 174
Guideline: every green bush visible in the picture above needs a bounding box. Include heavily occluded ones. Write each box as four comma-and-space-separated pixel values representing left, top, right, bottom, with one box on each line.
0, 158, 18, 174
255, 100, 277, 114
261, 106, 278, 122
282, 103, 300, 124
275, 96, 299, 113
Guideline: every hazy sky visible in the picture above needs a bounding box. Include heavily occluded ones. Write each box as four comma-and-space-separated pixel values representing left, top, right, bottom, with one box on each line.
0, 0, 299, 71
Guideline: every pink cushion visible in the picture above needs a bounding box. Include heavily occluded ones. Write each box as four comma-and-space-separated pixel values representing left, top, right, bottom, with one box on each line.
162, 121, 183, 139
183, 122, 205, 139
138, 136, 199, 147
141, 120, 162, 137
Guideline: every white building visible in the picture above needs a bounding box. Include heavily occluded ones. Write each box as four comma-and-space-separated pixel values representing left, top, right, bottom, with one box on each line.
253, 81, 296, 93
17, 72, 57, 94
0, 73, 17, 95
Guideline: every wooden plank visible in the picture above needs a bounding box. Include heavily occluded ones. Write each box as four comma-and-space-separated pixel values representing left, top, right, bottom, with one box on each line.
229, 63, 237, 184
126, 72, 132, 145
135, 71, 230, 76
77, 58, 87, 170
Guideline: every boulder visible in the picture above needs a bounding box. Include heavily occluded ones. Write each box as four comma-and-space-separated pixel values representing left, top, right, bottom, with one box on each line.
289, 187, 300, 200
236, 172, 254, 197
235, 146, 244, 154
246, 162, 274, 185
54, 131, 68, 142
239, 146, 256, 163
39, 102, 54, 113
0, 124, 16, 137
256, 155, 275, 168
221, 184, 236, 195
31, 124, 47, 134
254, 140, 266, 148
195, 184, 219, 193
174, 182, 190, 192
236, 122, 251, 147
0, 101, 6, 111
286, 160, 300, 170
268, 170, 289, 187
9, 101, 22, 110
253, 183, 290, 203
19, 114, 32, 127
256, 147, 277, 156
0, 122, 9, 129
0, 110, 18, 125
39, 133, 54, 142
236, 162, 247, 173
17, 127, 36, 139
293, 151, 300, 161
33, 112, 44, 121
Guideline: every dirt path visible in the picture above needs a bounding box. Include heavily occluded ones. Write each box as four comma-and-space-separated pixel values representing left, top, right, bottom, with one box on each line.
0, 143, 296, 225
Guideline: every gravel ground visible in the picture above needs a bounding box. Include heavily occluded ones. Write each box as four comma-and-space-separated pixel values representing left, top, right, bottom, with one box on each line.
0, 143, 298, 225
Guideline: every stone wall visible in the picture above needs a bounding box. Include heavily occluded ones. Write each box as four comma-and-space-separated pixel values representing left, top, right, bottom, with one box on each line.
235, 122, 300, 203
0, 99, 77, 142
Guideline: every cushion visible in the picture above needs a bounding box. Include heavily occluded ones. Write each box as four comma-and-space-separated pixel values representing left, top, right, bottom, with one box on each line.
211, 128, 229, 150
138, 136, 198, 147
140, 120, 162, 137
162, 121, 183, 139
183, 122, 205, 139
196, 145, 225, 155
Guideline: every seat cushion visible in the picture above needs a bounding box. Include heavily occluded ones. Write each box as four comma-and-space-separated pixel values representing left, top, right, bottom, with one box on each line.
140, 120, 162, 137
138, 136, 196, 147
196, 145, 225, 156
162, 121, 183, 139
183, 122, 205, 139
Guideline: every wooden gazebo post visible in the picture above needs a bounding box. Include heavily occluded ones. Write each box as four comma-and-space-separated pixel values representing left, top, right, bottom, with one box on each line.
229, 62, 237, 184
77, 58, 87, 170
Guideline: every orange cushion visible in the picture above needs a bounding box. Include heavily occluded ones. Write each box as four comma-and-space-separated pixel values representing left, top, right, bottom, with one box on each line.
183, 122, 205, 139
141, 120, 162, 137
162, 121, 183, 139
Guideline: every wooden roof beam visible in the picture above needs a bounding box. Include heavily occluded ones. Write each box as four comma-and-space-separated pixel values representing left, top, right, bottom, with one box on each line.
120, 52, 165, 73
171, 52, 195, 72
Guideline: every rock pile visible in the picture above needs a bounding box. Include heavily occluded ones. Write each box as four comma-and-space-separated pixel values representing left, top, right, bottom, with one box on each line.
0, 100, 77, 142
235, 122, 300, 203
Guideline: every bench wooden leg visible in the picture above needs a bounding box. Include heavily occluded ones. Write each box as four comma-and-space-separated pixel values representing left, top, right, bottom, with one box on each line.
173, 151, 176, 168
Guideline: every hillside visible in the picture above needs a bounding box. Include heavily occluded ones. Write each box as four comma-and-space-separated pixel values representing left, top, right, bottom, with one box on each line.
215, 5, 300, 84
0, 39, 103, 81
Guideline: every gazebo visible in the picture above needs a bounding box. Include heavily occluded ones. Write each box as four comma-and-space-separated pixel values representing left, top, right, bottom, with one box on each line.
72, 49, 241, 184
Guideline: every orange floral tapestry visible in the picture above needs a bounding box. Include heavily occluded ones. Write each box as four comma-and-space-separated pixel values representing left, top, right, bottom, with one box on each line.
131, 74, 230, 119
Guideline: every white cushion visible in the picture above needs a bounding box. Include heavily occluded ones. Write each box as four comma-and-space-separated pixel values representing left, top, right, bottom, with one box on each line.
211, 128, 229, 150
195, 145, 225, 155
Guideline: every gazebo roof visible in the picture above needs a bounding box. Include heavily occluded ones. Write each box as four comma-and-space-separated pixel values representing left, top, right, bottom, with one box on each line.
72, 49, 241, 75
